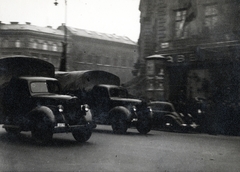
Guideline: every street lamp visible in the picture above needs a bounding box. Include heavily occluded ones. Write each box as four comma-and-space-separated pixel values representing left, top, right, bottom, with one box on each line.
54, 0, 67, 71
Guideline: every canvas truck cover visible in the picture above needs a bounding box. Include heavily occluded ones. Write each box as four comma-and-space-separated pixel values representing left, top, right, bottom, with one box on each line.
0, 56, 55, 122
55, 70, 120, 92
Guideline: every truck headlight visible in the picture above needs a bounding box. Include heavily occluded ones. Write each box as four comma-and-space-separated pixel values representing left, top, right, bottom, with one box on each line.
147, 106, 152, 112
81, 104, 89, 112
132, 106, 137, 112
58, 105, 64, 112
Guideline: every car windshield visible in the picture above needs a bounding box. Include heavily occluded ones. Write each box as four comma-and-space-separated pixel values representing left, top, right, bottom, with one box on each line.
150, 103, 174, 112
109, 88, 128, 98
30, 81, 60, 93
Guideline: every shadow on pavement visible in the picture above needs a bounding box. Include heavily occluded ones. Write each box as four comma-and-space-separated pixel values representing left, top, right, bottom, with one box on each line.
93, 128, 154, 136
0, 132, 94, 147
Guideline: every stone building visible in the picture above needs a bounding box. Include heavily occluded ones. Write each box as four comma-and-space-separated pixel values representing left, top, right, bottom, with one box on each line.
133, 0, 240, 135
0, 22, 138, 83
58, 26, 138, 83
0, 22, 65, 69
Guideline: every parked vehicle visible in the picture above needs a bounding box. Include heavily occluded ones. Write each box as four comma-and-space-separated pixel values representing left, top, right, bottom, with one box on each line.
55, 70, 153, 134
0, 56, 93, 143
148, 101, 198, 132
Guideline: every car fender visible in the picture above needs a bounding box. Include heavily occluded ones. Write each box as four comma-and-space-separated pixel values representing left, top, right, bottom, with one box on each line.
164, 114, 184, 126
109, 106, 132, 121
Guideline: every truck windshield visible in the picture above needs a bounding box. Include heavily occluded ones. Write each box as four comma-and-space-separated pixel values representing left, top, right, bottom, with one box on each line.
30, 81, 60, 93
30, 82, 48, 93
109, 88, 128, 98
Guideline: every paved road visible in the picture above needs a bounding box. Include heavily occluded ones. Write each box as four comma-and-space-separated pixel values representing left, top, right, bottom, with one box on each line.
0, 125, 240, 172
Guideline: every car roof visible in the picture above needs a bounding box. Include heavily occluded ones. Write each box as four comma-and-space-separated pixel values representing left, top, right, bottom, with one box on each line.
148, 101, 173, 106
96, 84, 123, 89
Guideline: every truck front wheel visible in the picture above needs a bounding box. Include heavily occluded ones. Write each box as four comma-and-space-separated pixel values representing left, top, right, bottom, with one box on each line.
111, 115, 128, 134
136, 119, 151, 134
72, 126, 92, 142
31, 119, 53, 144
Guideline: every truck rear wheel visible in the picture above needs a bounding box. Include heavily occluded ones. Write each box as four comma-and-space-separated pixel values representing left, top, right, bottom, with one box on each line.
72, 126, 92, 142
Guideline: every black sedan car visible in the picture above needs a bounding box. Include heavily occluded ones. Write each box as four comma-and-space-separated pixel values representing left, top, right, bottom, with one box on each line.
148, 101, 198, 132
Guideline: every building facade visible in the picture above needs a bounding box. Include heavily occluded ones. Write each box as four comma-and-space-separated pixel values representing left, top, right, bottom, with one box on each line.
134, 0, 240, 135
58, 26, 138, 83
0, 22, 65, 70
0, 22, 138, 83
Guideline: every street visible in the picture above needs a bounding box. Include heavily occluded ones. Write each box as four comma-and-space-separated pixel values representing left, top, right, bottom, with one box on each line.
0, 125, 240, 172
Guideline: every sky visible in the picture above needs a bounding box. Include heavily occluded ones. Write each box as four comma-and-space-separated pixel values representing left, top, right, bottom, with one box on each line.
0, 0, 141, 42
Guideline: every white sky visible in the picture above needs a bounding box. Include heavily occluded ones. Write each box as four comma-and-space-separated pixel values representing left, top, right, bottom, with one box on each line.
0, 0, 141, 42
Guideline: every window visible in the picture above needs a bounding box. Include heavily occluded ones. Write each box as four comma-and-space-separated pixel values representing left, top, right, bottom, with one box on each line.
204, 4, 218, 31
15, 40, 21, 47
175, 10, 189, 38
52, 43, 57, 51
2, 39, 9, 47
30, 41, 38, 49
43, 42, 48, 50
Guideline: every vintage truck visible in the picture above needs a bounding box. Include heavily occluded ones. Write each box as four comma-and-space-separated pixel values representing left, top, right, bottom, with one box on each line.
55, 70, 153, 134
0, 56, 93, 143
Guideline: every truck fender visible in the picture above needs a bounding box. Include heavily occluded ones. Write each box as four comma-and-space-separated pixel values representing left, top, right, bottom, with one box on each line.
137, 106, 153, 119
84, 110, 93, 122
27, 106, 56, 129
109, 106, 131, 121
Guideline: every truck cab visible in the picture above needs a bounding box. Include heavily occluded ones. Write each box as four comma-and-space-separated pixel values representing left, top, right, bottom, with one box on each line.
56, 70, 153, 134
0, 56, 93, 143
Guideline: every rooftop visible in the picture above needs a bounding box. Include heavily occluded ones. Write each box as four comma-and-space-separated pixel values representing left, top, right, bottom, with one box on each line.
66, 26, 136, 45
0, 22, 136, 45
0, 22, 64, 35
